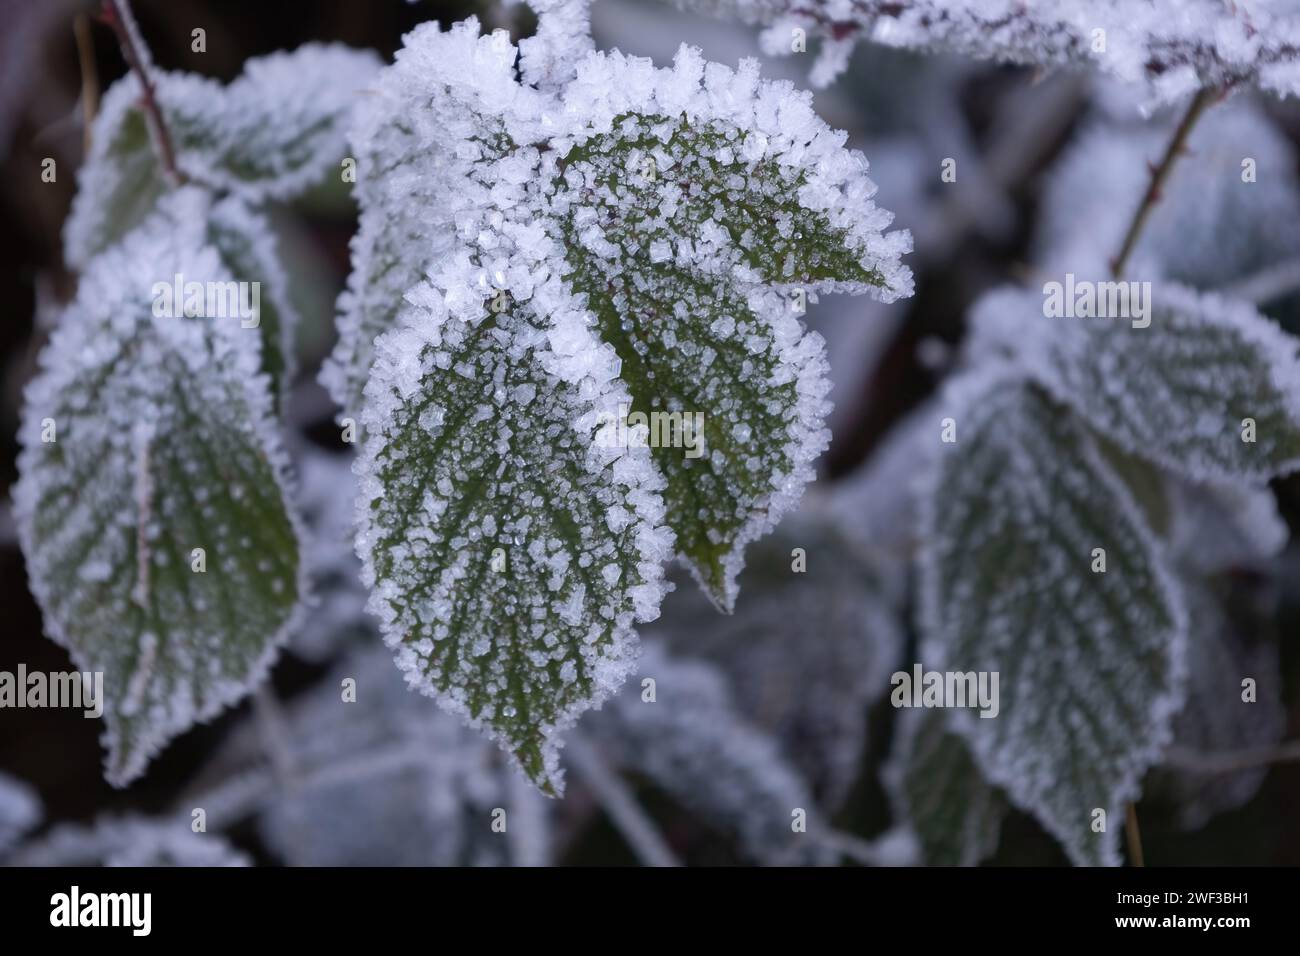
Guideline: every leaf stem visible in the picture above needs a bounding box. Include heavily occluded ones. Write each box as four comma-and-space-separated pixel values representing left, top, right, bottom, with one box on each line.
74, 13, 100, 154
1124, 802, 1145, 867
1110, 86, 1224, 278
101, 0, 184, 186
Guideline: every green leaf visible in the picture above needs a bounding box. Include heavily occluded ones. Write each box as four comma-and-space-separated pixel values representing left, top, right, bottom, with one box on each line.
15, 190, 305, 786
558, 110, 908, 609
65, 44, 380, 267
918, 372, 1187, 866
884, 708, 1005, 867
986, 283, 1300, 482
355, 283, 673, 795
207, 198, 300, 405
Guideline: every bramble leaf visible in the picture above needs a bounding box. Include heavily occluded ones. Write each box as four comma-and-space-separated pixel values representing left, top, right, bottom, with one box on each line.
15, 191, 305, 786
918, 372, 1187, 866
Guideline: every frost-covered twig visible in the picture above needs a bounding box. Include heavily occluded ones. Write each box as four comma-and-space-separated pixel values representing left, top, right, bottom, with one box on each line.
811, 827, 916, 867
1110, 86, 1222, 277
100, 0, 183, 185
1124, 803, 1144, 868
565, 735, 681, 868
1165, 740, 1300, 775
253, 684, 300, 789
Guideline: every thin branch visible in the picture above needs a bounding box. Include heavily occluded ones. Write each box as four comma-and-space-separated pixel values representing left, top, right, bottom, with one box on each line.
564, 735, 681, 868
253, 684, 300, 790
1110, 86, 1224, 278
1165, 739, 1300, 775
1124, 802, 1145, 868
1222, 256, 1300, 304
73, 13, 100, 154
100, 0, 184, 185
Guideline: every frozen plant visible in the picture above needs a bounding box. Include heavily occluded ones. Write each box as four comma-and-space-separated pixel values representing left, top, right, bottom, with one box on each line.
11, 0, 1300, 869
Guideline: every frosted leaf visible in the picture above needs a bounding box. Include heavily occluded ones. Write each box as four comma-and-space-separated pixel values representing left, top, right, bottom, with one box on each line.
254, 649, 550, 866
981, 284, 1300, 482
918, 372, 1187, 866
13, 817, 250, 867
1145, 582, 1285, 831
355, 271, 672, 795
0, 772, 42, 857
658, 498, 904, 808
587, 642, 833, 864
340, 20, 912, 612
65, 44, 380, 267
1035, 102, 1300, 286
14, 190, 306, 787
207, 197, 300, 405
668, 0, 1300, 99
883, 708, 1005, 867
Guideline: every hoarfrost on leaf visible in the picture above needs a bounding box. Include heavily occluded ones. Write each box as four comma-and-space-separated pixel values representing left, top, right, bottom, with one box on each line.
65, 43, 380, 267
14, 190, 306, 787
667, 0, 1300, 100
978, 284, 1300, 483
341, 16, 910, 793
918, 371, 1187, 866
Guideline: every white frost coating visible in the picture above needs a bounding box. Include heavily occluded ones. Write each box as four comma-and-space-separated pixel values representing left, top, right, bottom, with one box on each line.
15, 189, 308, 787
588, 642, 835, 864
206, 196, 302, 403
0, 772, 42, 856
917, 368, 1188, 866
518, 0, 596, 90
64, 44, 380, 268
13, 817, 250, 867
336, 15, 912, 791
975, 282, 1300, 483
670, 0, 1300, 99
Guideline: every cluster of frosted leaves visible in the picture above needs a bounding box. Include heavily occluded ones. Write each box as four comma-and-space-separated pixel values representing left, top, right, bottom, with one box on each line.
65, 43, 381, 268
883, 708, 1005, 867
13, 190, 306, 786
972, 284, 1300, 483
0, 772, 42, 858
1145, 583, 1286, 831
657, 499, 904, 808
253, 649, 549, 866
12, 817, 250, 867
1035, 101, 1300, 288
918, 371, 1187, 866
344, 19, 911, 793
667, 0, 1300, 100
587, 643, 833, 865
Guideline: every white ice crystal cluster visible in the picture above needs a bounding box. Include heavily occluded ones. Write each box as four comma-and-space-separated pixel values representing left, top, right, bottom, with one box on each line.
330, 6, 911, 793
670, 0, 1300, 100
